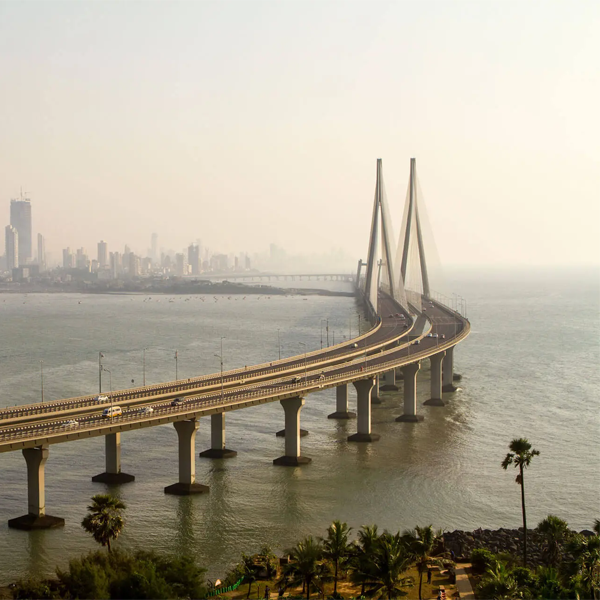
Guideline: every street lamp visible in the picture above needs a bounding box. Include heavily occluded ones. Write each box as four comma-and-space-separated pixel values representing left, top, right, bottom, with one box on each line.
214, 337, 225, 402
40, 360, 44, 403
277, 329, 281, 360
299, 342, 307, 382
174, 350, 178, 381
103, 366, 113, 416
98, 351, 105, 393
143, 347, 148, 386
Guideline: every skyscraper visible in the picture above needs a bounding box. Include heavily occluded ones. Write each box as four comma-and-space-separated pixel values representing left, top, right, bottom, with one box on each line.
151, 233, 158, 263
98, 240, 108, 268
37, 233, 46, 271
187, 244, 200, 275
5, 225, 18, 270
10, 197, 32, 264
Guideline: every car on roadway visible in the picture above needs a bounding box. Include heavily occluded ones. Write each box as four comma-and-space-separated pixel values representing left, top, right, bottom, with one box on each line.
171, 398, 185, 407
102, 406, 122, 418
351, 343, 358, 348
427, 333, 433, 338
292, 376, 302, 383
413, 340, 420, 345
62, 419, 78, 428
140, 406, 154, 415
94, 395, 109, 403
440, 334, 446, 339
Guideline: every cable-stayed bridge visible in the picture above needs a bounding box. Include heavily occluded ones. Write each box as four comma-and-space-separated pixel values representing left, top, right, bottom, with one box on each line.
0, 159, 470, 530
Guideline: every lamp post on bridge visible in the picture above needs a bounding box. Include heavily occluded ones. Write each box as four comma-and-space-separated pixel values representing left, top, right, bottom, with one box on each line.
143, 347, 149, 386
174, 350, 178, 381
277, 329, 281, 360
299, 342, 307, 383
99, 352, 105, 394
40, 360, 44, 403
214, 337, 225, 403
103, 366, 113, 416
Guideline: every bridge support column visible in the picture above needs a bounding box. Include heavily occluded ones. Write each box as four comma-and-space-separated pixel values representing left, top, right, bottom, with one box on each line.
396, 362, 424, 422
371, 375, 382, 404
200, 413, 237, 458
92, 433, 135, 484
165, 420, 209, 495
424, 351, 446, 406
380, 369, 399, 392
442, 346, 458, 392
328, 384, 356, 419
8, 445, 65, 530
348, 378, 380, 442
274, 397, 311, 466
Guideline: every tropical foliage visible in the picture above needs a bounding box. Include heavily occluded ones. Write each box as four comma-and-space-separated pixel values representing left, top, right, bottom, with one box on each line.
501, 437, 540, 567
80, 493, 126, 553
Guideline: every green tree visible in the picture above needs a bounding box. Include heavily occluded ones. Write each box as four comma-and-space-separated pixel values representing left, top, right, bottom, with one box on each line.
322, 520, 352, 596
81, 494, 126, 553
501, 438, 540, 567
403, 525, 443, 600
280, 536, 326, 600
240, 553, 258, 599
350, 524, 381, 596
360, 533, 413, 600
566, 531, 600, 600
476, 561, 520, 600
536, 515, 571, 567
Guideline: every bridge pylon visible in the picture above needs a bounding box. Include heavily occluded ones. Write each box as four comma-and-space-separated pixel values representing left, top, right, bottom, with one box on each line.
361, 159, 408, 314
396, 157, 431, 299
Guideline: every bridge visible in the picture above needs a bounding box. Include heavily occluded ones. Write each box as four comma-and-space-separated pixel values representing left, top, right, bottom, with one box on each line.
192, 272, 354, 283
0, 158, 470, 530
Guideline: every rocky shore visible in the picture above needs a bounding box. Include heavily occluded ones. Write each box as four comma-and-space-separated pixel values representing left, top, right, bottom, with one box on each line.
443, 527, 594, 567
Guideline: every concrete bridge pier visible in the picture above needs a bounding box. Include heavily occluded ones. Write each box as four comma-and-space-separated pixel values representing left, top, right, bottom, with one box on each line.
8, 445, 65, 530
424, 351, 446, 406
164, 420, 209, 495
200, 413, 237, 458
348, 378, 380, 442
371, 375, 382, 404
442, 346, 458, 392
92, 433, 135, 484
274, 397, 311, 466
379, 369, 399, 392
396, 362, 424, 422
328, 384, 356, 419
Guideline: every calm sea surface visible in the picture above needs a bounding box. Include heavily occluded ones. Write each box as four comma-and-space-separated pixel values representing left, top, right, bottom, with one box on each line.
0, 268, 598, 584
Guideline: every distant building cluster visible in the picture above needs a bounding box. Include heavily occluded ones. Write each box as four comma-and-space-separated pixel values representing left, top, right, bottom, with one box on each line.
0, 195, 254, 285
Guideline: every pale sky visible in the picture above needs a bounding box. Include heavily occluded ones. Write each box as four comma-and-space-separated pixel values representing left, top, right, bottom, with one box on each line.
1, 0, 598, 267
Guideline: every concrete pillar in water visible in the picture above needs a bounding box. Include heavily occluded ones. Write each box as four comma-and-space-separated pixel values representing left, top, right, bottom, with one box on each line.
274, 397, 311, 466
371, 374, 382, 404
164, 420, 209, 495
348, 378, 380, 442
200, 413, 237, 458
92, 433, 135, 483
379, 369, 399, 391
8, 445, 65, 530
328, 384, 356, 419
424, 351, 446, 406
442, 346, 458, 392
396, 362, 424, 422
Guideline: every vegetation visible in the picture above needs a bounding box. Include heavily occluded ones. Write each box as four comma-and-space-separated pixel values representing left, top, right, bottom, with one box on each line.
537, 514, 572, 567
81, 494, 126, 553
402, 525, 444, 600
12, 549, 206, 599
321, 520, 352, 597
501, 437, 540, 567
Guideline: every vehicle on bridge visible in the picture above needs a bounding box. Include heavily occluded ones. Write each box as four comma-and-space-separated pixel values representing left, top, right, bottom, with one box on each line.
95, 395, 109, 403
102, 406, 122, 418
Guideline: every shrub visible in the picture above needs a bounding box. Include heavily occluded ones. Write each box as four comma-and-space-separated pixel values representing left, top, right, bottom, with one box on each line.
470, 548, 497, 574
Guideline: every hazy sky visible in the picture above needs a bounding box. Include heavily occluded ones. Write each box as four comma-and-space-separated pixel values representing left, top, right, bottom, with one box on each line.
1, 1, 598, 267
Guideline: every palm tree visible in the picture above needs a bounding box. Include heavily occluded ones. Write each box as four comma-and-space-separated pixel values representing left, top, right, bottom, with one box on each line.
80, 493, 126, 553
322, 520, 352, 596
594, 519, 600, 537
281, 536, 326, 600
537, 515, 571, 567
501, 438, 540, 567
361, 533, 413, 600
477, 561, 520, 600
350, 524, 380, 596
403, 525, 443, 600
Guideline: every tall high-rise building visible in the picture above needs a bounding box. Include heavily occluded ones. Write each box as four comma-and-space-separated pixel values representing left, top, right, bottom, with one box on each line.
98, 240, 108, 268
187, 244, 200, 275
10, 196, 32, 264
37, 233, 46, 271
5, 225, 18, 270
151, 233, 158, 262
63, 248, 74, 269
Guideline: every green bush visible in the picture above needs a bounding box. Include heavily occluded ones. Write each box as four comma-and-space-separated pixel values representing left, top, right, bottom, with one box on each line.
470, 548, 497, 574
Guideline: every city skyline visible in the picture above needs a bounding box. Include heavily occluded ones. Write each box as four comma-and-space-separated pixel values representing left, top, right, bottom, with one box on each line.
0, 2, 598, 268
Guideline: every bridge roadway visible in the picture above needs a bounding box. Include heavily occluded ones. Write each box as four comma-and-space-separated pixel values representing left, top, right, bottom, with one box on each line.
2, 293, 470, 528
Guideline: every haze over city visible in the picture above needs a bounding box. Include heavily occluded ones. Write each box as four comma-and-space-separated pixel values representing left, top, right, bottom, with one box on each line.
1, 0, 598, 270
